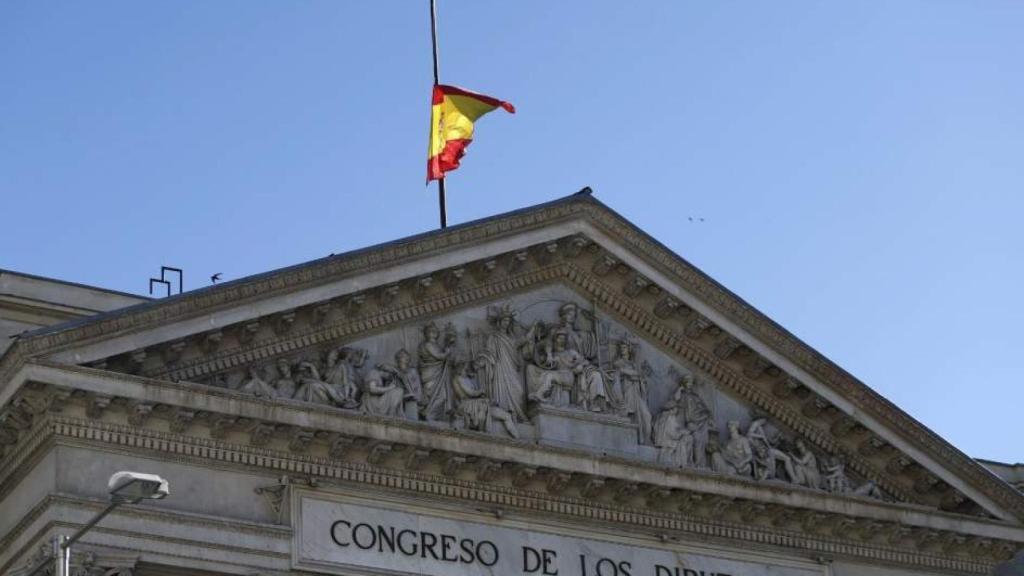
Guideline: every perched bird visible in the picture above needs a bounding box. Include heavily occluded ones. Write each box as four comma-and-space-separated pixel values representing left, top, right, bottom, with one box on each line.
210, 273, 222, 284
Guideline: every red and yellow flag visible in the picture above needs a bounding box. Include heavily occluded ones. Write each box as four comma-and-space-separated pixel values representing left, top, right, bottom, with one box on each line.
427, 84, 514, 181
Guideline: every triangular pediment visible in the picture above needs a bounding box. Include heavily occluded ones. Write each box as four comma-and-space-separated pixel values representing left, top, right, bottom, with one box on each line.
3, 192, 1021, 529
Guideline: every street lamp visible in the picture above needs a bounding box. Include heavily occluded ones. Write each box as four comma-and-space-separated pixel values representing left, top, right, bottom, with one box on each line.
26, 471, 169, 576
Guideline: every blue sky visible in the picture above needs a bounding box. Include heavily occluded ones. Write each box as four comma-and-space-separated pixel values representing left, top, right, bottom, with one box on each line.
2, 1, 1021, 462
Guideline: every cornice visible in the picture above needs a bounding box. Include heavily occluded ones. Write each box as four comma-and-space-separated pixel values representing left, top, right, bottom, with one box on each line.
6, 413, 1016, 575
573, 201, 1024, 521
1, 494, 291, 574
0, 192, 1019, 524
3, 199, 590, 360
0, 248, 1003, 522
67, 254, 958, 513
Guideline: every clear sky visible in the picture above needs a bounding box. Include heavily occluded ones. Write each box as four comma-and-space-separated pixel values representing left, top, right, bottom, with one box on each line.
2, 1, 1022, 462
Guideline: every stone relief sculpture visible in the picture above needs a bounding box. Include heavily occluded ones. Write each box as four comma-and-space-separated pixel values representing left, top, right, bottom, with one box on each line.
293, 362, 347, 406
322, 347, 364, 409
653, 397, 693, 466
528, 328, 609, 411
789, 439, 822, 489
472, 304, 530, 421
239, 366, 276, 399
747, 417, 796, 482
418, 322, 457, 421
362, 349, 420, 419
720, 420, 754, 476
199, 295, 885, 500
823, 456, 884, 499
669, 371, 712, 468
611, 338, 653, 444
272, 358, 296, 399
452, 358, 519, 438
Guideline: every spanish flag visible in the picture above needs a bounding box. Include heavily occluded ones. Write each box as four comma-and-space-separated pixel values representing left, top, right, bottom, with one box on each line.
427, 84, 514, 181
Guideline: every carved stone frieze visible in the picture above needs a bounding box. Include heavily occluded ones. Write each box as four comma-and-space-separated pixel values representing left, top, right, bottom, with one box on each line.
58, 277, 917, 506
0, 194, 1017, 524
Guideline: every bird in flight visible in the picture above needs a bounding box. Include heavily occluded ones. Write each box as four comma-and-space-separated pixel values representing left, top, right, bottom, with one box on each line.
210, 273, 222, 284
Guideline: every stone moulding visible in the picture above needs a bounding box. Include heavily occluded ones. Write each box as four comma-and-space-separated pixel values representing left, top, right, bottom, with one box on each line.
0, 193, 1020, 523
0, 493, 292, 575
1, 365, 1022, 570
89, 258, 915, 508
2, 412, 1013, 575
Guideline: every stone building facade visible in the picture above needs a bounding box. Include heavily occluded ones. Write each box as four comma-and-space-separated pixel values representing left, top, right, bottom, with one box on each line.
1, 192, 1021, 576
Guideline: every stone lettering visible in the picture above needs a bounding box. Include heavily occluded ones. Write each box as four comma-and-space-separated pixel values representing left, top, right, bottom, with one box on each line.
300, 498, 821, 576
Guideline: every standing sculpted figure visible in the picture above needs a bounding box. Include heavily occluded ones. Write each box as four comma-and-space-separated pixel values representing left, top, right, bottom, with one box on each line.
322, 347, 363, 409
475, 304, 529, 421
418, 322, 457, 421
675, 373, 712, 468
451, 359, 519, 438
239, 365, 276, 399
652, 399, 693, 467
273, 358, 296, 399
612, 339, 653, 444
361, 349, 420, 419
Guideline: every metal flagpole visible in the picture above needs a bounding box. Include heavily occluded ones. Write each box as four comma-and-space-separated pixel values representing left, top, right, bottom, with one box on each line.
430, 0, 447, 229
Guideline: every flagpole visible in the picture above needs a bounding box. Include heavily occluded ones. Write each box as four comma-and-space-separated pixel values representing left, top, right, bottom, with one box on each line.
430, 0, 447, 229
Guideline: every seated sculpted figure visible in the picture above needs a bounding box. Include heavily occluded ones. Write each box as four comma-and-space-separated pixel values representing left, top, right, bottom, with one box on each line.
788, 439, 822, 489
452, 358, 519, 438
652, 401, 693, 467
322, 347, 363, 409
528, 329, 608, 412
721, 420, 754, 476
294, 361, 348, 406
747, 417, 796, 482
362, 349, 421, 420
239, 365, 276, 399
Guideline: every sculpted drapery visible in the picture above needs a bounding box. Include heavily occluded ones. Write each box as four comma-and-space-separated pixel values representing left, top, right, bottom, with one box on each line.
612, 340, 653, 444
675, 374, 712, 468
418, 322, 456, 421
363, 349, 420, 419
476, 306, 528, 421
217, 297, 878, 501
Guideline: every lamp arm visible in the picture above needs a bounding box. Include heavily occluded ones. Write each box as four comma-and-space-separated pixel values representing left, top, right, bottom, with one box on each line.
63, 499, 123, 549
